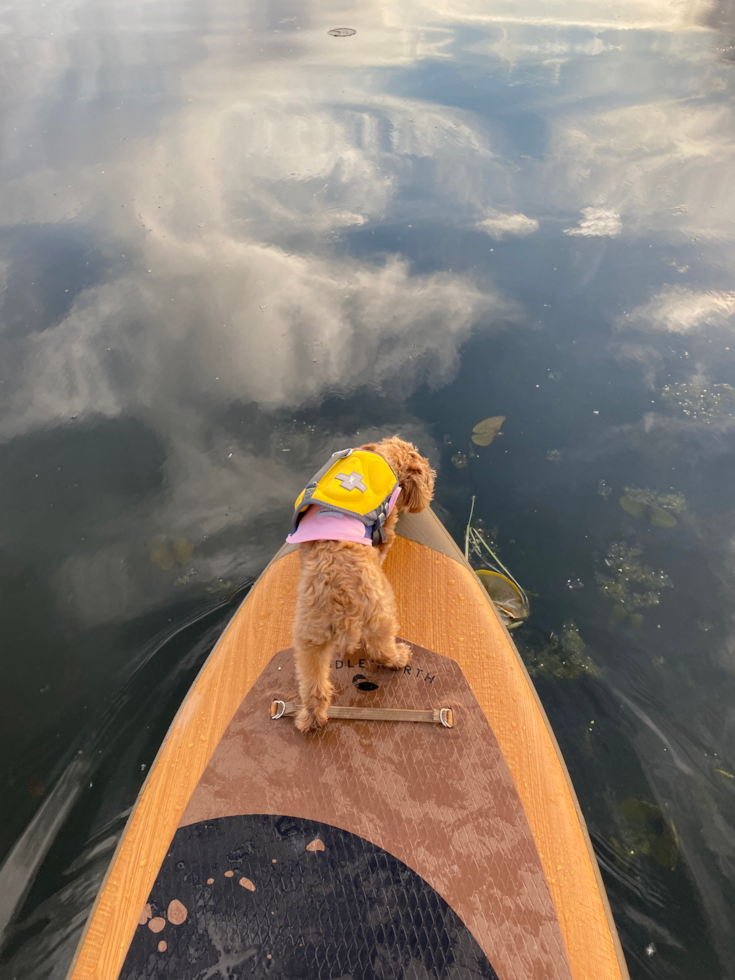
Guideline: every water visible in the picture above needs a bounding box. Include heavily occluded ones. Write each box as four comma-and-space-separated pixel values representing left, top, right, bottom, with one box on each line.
1, 0, 735, 976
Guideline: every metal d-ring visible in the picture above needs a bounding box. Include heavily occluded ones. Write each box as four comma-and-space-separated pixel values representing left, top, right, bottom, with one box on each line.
439, 708, 453, 729
271, 700, 286, 720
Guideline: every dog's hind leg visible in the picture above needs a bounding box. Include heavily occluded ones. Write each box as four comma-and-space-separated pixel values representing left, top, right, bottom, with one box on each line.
293, 636, 335, 733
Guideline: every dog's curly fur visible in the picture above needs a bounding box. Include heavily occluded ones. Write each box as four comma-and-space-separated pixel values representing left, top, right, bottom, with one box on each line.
292, 436, 435, 733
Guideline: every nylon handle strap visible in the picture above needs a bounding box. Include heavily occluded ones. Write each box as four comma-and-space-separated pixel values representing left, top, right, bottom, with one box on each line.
270, 701, 454, 728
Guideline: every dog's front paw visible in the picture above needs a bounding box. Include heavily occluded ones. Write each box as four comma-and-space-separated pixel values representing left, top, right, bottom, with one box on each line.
382, 641, 413, 671
295, 700, 329, 734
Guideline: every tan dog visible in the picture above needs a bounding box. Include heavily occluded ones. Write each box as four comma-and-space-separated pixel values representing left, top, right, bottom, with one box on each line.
292, 436, 435, 733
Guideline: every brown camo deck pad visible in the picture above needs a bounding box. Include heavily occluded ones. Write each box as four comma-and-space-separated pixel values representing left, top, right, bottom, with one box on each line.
179, 643, 572, 980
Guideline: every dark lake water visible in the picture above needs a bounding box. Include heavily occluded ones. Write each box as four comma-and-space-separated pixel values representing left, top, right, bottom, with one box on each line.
2, 0, 735, 976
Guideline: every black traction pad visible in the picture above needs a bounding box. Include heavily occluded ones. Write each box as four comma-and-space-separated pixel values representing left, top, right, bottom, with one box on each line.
121, 814, 499, 980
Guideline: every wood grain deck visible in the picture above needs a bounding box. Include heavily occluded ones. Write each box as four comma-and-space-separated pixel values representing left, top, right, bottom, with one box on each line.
66, 514, 628, 980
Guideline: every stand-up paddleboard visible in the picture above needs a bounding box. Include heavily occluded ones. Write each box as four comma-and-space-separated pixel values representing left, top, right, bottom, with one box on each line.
66, 509, 629, 980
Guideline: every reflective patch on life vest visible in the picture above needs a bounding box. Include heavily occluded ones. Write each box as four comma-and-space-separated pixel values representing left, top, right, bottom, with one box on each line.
334, 471, 367, 492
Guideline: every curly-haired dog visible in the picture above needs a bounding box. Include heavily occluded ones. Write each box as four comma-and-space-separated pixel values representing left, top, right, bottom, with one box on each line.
287, 436, 435, 733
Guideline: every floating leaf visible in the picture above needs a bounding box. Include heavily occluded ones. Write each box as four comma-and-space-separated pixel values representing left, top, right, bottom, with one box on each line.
150, 540, 175, 571
471, 415, 505, 446
622, 486, 686, 514
473, 415, 505, 434
619, 496, 645, 518
649, 507, 677, 528
451, 452, 469, 469
170, 537, 194, 563
620, 495, 677, 527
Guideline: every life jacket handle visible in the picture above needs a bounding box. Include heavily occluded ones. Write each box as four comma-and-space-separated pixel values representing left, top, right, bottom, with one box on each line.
303, 448, 353, 492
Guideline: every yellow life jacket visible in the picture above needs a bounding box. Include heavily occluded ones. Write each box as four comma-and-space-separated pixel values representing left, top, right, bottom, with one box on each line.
293, 448, 398, 545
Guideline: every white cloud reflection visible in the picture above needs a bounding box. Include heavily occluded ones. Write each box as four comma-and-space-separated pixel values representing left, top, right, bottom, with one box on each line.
477, 209, 539, 239
0, 14, 523, 630
620, 285, 735, 333
563, 206, 622, 237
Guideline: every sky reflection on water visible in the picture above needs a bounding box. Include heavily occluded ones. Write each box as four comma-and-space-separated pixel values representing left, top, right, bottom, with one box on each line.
1, 0, 735, 975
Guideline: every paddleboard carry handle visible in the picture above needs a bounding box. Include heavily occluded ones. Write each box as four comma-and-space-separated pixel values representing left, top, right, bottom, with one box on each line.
270, 700, 454, 728
271, 699, 287, 720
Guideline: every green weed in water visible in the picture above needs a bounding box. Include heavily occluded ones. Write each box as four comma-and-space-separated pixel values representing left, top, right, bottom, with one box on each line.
149, 537, 194, 571
619, 797, 679, 870
518, 621, 601, 680
661, 379, 735, 421
597, 541, 672, 613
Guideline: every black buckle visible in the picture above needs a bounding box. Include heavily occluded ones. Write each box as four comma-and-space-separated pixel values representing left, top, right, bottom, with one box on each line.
371, 526, 386, 546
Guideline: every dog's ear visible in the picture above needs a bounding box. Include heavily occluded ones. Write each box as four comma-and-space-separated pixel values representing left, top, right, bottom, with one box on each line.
397, 455, 436, 513
362, 436, 435, 514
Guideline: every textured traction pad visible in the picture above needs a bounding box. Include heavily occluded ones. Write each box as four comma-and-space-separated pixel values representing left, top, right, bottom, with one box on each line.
121, 814, 499, 980
122, 644, 571, 980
